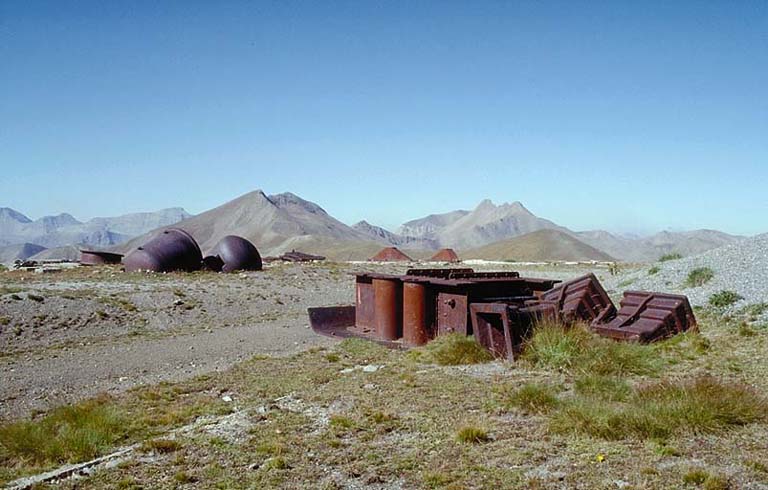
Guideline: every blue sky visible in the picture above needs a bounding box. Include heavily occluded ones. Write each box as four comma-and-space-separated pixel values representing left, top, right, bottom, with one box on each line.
1, 1, 766, 236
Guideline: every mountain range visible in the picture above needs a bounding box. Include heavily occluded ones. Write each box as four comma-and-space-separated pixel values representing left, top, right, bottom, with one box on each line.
1, 191, 745, 264
0, 207, 191, 263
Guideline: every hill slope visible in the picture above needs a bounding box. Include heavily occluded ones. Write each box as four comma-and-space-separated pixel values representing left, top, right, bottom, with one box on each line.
118, 191, 377, 256
464, 229, 614, 262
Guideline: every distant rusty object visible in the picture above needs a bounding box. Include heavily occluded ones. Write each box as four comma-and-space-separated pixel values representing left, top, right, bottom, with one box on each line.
280, 250, 326, 262
470, 302, 556, 360
123, 228, 202, 273
403, 282, 430, 346
373, 278, 402, 340
430, 248, 460, 262
538, 273, 615, 323
355, 275, 375, 331
205, 235, 262, 273
80, 250, 123, 266
592, 291, 697, 342
406, 268, 474, 278
369, 247, 413, 262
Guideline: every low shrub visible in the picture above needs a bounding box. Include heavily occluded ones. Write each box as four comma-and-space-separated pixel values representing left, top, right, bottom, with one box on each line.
685, 267, 714, 287
659, 252, 683, 262
709, 290, 743, 308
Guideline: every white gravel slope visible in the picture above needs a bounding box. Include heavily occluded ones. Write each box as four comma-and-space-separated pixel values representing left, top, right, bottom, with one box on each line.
613, 233, 768, 309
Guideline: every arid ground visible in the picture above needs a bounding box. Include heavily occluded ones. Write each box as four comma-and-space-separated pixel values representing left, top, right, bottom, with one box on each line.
1, 262, 767, 489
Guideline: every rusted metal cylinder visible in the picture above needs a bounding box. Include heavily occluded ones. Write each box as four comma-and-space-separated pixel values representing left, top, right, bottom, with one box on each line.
373, 278, 401, 341
403, 282, 429, 346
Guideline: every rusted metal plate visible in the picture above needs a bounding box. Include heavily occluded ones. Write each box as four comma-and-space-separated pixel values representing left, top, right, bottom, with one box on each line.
80, 250, 123, 265
538, 273, 615, 323
307, 306, 404, 349
406, 268, 474, 278
592, 291, 697, 342
437, 292, 469, 335
355, 275, 375, 330
280, 250, 326, 262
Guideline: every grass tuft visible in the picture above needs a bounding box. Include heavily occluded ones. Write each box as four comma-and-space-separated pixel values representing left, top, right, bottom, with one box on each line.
648, 266, 660, 275
523, 320, 660, 376
141, 438, 182, 454
550, 376, 766, 440
685, 267, 715, 287
408, 334, 493, 366
709, 290, 743, 308
574, 374, 631, 402
495, 383, 560, 414
456, 425, 489, 444
0, 396, 128, 466
659, 252, 683, 262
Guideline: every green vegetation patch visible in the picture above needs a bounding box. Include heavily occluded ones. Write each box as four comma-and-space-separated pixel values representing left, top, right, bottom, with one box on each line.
659, 252, 683, 262
709, 290, 744, 308
549, 376, 766, 440
522, 320, 661, 376
493, 382, 561, 414
408, 333, 493, 366
0, 395, 128, 466
685, 267, 715, 287
648, 266, 660, 275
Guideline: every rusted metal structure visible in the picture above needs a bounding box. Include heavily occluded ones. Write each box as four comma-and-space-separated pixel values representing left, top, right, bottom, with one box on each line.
309, 269, 698, 359
369, 247, 413, 262
430, 248, 460, 262
80, 250, 123, 266
537, 273, 615, 323
123, 228, 202, 273
309, 268, 558, 348
203, 235, 262, 273
280, 250, 326, 262
591, 291, 697, 342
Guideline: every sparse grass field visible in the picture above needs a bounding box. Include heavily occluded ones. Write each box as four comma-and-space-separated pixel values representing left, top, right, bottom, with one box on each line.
0, 303, 766, 490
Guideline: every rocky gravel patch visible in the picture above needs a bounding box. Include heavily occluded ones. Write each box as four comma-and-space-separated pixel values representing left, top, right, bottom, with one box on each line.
604, 233, 768, 314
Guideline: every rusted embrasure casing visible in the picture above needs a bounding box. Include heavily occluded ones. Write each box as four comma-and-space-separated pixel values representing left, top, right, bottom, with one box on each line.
373, 278, 402, 341
403, 282, 429, 346
123, 228, 202, 273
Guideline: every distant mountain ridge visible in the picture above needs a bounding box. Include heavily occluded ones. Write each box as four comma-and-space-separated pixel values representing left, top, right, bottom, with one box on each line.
0, 206, 191, 249
2, 191, 746, 263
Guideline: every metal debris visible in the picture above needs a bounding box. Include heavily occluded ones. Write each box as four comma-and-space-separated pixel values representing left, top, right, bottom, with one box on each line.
308, 269, 698, 359
80, 250, 123, 265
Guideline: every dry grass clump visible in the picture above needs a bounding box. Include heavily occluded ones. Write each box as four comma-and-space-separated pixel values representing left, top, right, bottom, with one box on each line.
522, 319, 661, 376
550, 376, 766, 440
685, 267, 715, 287
0, 396, 128, 466
455, 425, 489, 444
408, 333, 493, 366
496, 383, 561, 414
574, 374, 631, 402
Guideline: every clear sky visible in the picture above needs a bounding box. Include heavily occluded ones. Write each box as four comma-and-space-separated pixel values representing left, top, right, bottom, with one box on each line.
1, 1, 766, 236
